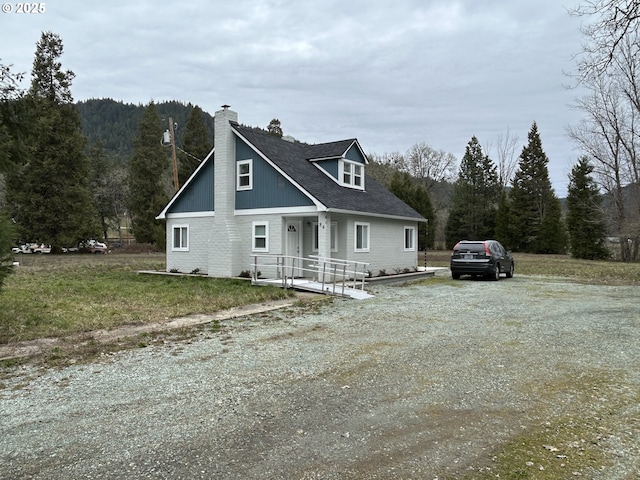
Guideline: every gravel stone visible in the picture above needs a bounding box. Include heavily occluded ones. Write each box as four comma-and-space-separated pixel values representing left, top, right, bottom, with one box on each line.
1, 274, 638, 479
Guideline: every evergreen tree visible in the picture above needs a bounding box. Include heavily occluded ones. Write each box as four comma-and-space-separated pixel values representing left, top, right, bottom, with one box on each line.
127, 101, 170, 246
267, 118, 283, 138
536, 196, 567, 254
508, 122, 566, 253
388, 171, 436, 249
0, 61, 24, 289
445, 136, 500, 247
0, 61, 27, 174
494, 190, 511, 248
6, 32, 98, 250
0, 212, 14, 289
566, 157, 609, 259
177, 105, 212, 186
87, 142, 127, 240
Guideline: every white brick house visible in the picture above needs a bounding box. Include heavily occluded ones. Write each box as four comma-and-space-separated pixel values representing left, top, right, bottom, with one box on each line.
156, 106, 426, 277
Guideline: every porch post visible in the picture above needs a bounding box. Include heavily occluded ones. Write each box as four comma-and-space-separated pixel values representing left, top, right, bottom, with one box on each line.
317, 211, 331, 281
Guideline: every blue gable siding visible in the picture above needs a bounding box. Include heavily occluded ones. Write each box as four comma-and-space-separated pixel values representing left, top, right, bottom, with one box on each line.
345, 144, 366, 164
167, 156, 214, 213
315, 159, 339, 178
235, 138, 314, 209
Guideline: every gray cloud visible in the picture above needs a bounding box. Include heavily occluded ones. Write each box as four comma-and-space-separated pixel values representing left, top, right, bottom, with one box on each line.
2, 0, 587, 195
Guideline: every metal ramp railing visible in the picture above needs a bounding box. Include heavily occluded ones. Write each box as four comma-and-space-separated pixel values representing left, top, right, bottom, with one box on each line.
249, 254, 370, 298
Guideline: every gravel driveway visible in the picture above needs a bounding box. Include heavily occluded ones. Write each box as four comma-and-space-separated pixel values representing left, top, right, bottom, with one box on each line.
1, 274, 639, 479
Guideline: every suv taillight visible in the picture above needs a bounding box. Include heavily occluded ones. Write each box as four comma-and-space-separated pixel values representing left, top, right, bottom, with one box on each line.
484, 242, 492, 257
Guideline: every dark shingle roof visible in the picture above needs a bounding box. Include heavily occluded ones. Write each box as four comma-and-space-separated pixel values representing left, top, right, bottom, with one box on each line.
233, 124, 424, 220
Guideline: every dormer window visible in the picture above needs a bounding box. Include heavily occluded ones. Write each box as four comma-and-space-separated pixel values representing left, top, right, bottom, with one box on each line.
340, 159, 364, 190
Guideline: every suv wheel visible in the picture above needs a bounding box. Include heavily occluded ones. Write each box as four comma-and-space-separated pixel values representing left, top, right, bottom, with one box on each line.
492, 263, 500, 281
452, 272, 460, 280
506, 263, 514, 278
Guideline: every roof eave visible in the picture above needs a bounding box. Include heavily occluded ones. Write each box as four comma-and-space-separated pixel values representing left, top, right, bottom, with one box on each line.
325, 207, 427, 223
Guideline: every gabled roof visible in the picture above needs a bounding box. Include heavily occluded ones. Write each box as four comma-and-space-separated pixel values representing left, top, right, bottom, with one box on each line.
304, 138, 366, 162
233, 124, 424, 221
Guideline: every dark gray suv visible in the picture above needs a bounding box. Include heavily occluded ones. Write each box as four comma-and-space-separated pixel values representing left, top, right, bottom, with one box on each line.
450, 240, 514, 280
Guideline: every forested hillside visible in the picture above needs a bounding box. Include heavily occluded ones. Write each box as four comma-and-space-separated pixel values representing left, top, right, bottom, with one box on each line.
76, 99, 215, 159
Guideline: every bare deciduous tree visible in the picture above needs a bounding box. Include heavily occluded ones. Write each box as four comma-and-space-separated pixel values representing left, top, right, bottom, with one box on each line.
404, 142, 457, 186
494, 128, 520, 188
569, 1, 640, 260
570, 0, 640, 80
568, 52, 640, 260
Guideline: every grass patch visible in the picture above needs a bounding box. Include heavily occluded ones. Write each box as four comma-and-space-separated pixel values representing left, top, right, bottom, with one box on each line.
0, 253, 293, 344
425, 250, 640, 285
446, 369, 640, 479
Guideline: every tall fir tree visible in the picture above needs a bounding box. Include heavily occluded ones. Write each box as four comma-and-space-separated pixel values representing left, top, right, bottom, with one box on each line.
445, 136, 500, 247
0, 62, 27, 174
6, 32, 98, 249
566, 157, 609, 259
0, 61, 25, 289
87, 142, 127, 240
177, 105, 212, 186
127, 101, 170, 246
267, 118, 283, 138
536, 196, 567, 254
494, 190, 511, 248
508, 122, 566, 253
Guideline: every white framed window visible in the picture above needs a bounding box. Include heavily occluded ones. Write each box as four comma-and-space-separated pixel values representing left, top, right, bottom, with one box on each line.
354, 222, 370, 252
353, 163, 363, 187
404, 226, 416, 251
172, 225, 189, 251
343, 162, 352, 185
252, 221, 269, 252
312, 221, 338, 252
237, 159, 253, 191
340, 160, 365, 190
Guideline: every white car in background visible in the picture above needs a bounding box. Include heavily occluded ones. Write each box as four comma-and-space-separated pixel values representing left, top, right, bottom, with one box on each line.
83, 239, 108, 254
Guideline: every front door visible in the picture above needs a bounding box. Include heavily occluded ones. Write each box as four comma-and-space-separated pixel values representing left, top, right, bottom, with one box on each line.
286, 221, 303, 277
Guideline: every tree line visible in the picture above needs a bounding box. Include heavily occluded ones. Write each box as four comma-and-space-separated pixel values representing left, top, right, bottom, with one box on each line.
369, 123, 608, 260
0, 32, 213, 265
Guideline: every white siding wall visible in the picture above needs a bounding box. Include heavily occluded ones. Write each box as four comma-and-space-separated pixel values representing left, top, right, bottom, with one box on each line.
167, 213, 419, 277
165, 215, 214, 274
294, 213, 421, 276
344, 215, 420, 275
207, 214, 285, 278
166, 214, 288, 277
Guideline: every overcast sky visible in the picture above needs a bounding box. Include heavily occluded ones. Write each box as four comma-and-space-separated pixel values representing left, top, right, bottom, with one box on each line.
2, 0, 589, 196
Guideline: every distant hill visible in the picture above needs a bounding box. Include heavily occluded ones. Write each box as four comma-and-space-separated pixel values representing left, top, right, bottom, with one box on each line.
76, 98, 215, 160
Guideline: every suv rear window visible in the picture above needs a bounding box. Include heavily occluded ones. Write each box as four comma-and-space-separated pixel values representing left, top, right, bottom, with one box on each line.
454, 242, 485, 253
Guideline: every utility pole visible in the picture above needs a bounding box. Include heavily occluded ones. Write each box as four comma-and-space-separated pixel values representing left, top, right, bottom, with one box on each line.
169, 117, 179, 192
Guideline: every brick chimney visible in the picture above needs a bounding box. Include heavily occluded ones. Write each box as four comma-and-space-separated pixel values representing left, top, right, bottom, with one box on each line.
209, 105, 240, 276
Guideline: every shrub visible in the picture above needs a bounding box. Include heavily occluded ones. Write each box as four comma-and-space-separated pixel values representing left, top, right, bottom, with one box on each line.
239, 270, 260, 278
